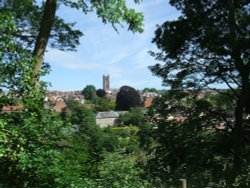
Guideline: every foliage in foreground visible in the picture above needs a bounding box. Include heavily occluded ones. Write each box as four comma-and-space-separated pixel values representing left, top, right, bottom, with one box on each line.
147, 0, 250, 186
0, 105, 151, 187
141, 92, 250, 187
0, 109, 66, 187
0, 7, 147, 187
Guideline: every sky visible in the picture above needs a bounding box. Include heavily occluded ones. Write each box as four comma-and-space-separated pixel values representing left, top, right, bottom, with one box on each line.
43, 0, 180, 91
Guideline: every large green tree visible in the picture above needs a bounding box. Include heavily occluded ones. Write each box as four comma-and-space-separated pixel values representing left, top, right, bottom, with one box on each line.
118, 107, 145, 126
142, 91, 243, 187
149, 0, 249, 175
0, 1, 144, 187
81, 85, 97, 102
94, 98, 115, 112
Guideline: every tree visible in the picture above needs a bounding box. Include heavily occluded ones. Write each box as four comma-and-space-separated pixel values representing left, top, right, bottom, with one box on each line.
118, 107, 145, 126
95, 152, 150, 188
149, 0, 249, 176
142, 88, 158, 93
115, 86, 141, 111
96, 89, 106, 98
61, 98, 106, 176
81, 85, 97, 102
142, 91, 238, 186
94, 98, 115, 112
62, 98, 95, 127
0, 1, 144, 187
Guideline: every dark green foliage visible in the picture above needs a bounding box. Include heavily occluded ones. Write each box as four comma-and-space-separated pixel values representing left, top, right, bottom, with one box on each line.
61, 98, 104, 162
142, 90, 250, 187
0, 11, 46, 98
103, 126, 140, 155
114, 126, 139, 155
96, 152, 149, 188
63, 99, 95, 127
0, 0, 83, 53
137, 123, 153, 149
63, 98, 79, 110
149, 0, 249, 91
118, 107, 146, 126
142, 87, 158, 93
144, 120, 233, 187
148, 0, 250, 184
0, 1, 149, 187
81, 85, 97, 102
146, 106, 156, 117
94, 97, 115, 112
0, 0, 144, 54
205, 90, 236, 110
102, 127, 119, 152
115, 85, 141, 111
96, 89, 106, 98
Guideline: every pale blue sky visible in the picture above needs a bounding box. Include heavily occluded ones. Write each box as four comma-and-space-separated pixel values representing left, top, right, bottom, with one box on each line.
43, 0, 180, 91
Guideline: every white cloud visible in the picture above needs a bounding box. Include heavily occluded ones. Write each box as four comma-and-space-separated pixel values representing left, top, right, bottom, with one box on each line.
130, 49, 153, 70
104, 66, 124, 78
46, 49, 103, 70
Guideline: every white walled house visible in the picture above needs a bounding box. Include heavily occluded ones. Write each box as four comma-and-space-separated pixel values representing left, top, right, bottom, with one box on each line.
96, 111, 120, 128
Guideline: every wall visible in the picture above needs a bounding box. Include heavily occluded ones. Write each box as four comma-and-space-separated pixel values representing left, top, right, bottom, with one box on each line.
96, 118, 118, 128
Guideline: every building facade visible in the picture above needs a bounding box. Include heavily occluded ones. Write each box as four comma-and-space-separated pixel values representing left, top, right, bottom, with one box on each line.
103, 75, 110, 91
96, 111, 119, 128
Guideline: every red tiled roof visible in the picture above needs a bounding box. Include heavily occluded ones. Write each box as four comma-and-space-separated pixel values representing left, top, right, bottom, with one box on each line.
2, 105, 23, 112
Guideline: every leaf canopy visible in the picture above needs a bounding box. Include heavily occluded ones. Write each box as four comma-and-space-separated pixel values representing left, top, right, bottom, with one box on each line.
150, 0, 249, 90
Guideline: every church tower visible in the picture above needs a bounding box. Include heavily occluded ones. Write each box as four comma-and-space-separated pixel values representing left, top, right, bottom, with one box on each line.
103, 75, 110, 91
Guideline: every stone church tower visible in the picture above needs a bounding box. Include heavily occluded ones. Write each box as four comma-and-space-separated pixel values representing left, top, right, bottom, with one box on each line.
103, 75, 110, 91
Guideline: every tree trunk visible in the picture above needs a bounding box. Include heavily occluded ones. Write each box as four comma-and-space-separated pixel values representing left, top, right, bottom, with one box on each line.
228, 0, 249, 175
233, 100, 244, 173
32, 0, 57, 87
